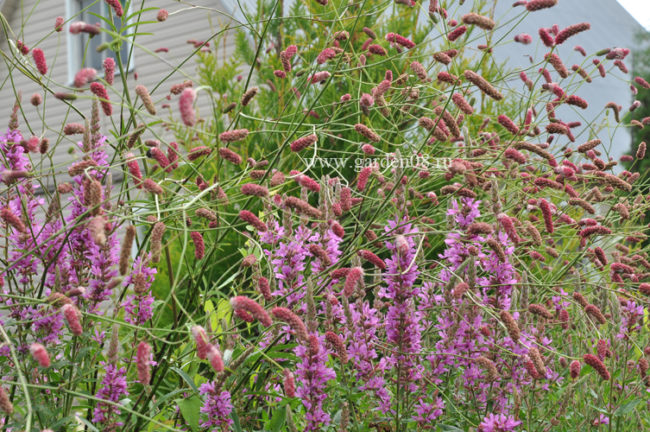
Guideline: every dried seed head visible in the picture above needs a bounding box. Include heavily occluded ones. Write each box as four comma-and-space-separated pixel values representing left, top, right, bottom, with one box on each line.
88, 215, 107, 246
0, 386, 13, 414
135, 85, 156, 115
499, 310, 520, 342
570, 360, 581, 379
150, 221, 166, 262
529, 347, 547, 377
464, 70, 503, 100
241, 86, 259, 106
142, 178, 163, 195
584, 304, 606, 325
476, 356, 499, 381
462, 13, 495, 30
528, 303, 552, 319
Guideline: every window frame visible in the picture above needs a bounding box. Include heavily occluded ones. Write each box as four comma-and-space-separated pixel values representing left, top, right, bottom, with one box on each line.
66, 0, 135, 85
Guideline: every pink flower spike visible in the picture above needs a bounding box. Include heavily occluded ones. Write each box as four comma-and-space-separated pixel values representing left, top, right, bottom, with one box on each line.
73, 67, 97, 88
190, 231, 205, 260
90, 82, 112, 116
271, 307, 309, 343
136, 342, 152, 385
538, 28, 554, 47
191, 325, 210, 359
447, 25, 467, 42
298, 174, 320, 192
514, 33, 532, 44
357, 166, 373, 191
230, 296, 272, 327
539, 199, 554, 233
555, 22, 590, 45
239, 210, 267, 232
32, 48, 47, 75
290, 134, 318, 152
634, 76, 650, 89
283, 369, 296, 397
358, 249, 386, 270
497, 114, 520, 135
30, 343, 50, 368
103, 57, 115, 85
179, 88, 196, 126
309, 71, 331, 84
157, 9, 169, 22
526, 0, 557, 11
61, 304, 83, 336
54, 16, 64, 32
343, 267, 363, 296
316, 47, 337, 64
105, 0, 124, 17
207, 346, 224, 372
385, 32, 415, 49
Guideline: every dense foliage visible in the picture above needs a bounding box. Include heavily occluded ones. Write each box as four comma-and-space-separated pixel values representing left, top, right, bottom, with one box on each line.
1, 0, 650, 431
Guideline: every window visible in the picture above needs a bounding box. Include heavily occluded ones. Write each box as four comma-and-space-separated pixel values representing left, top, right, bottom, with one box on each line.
67, 0, 133, 82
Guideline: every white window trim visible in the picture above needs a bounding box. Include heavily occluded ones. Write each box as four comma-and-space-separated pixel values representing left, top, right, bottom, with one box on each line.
66, 0, 135, 85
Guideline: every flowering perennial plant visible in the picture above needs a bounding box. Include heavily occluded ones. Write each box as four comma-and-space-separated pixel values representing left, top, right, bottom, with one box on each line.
1, 0, 650, 431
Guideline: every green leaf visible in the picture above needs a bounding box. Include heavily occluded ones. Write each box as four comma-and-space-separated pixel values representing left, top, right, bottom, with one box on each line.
177, 396, 202, 432
614, 399, 641, 417
231, 409, 243, 432
268, 404, 287, 432
75, 416, 100, 432
171, 366, 199, 393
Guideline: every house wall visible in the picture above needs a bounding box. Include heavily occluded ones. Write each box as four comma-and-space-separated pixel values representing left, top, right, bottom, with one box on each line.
0, 0, 237, 190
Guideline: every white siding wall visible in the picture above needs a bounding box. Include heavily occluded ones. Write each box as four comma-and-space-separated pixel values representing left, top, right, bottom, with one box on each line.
0, 0, 236, 188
